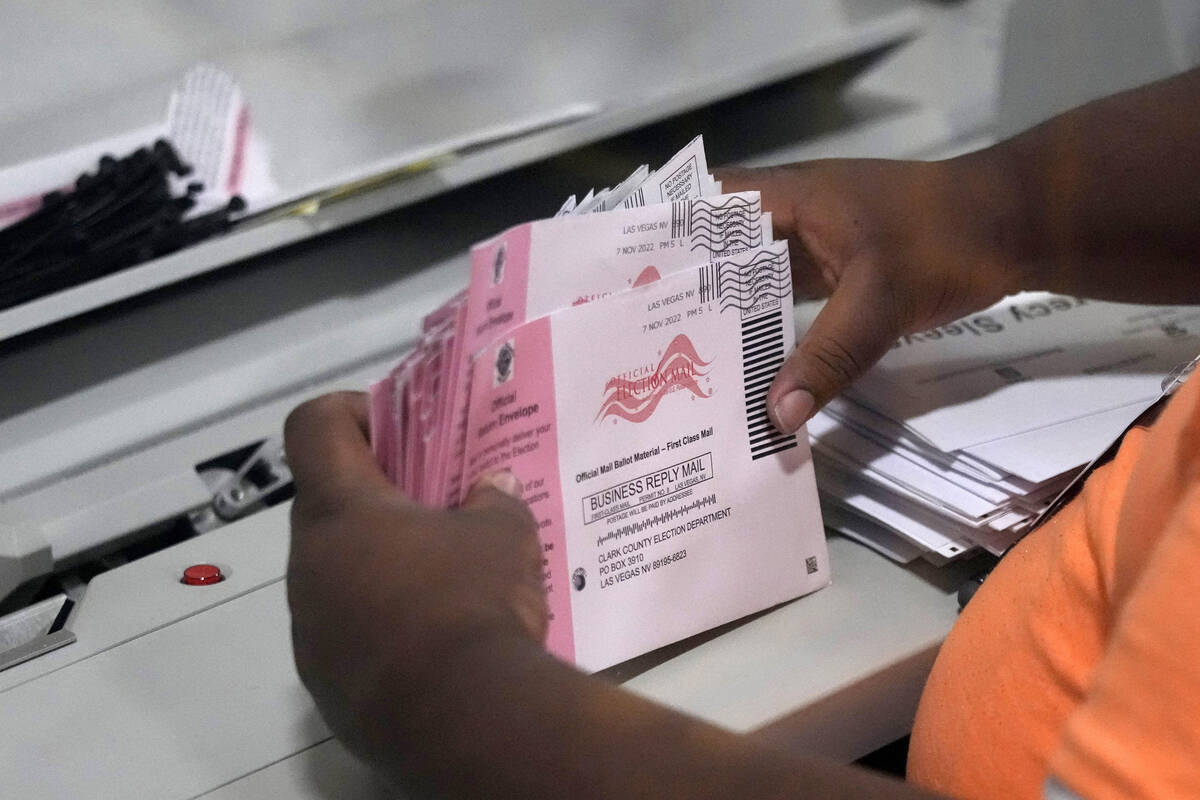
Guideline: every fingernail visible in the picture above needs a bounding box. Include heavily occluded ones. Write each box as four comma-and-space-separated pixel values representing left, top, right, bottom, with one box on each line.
483, 470, 523, 499
772, 389, 814, 434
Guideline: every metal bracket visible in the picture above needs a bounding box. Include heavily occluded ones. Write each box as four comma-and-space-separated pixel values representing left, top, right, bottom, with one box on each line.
206, 437, 292, 523
0, 594, 75, 673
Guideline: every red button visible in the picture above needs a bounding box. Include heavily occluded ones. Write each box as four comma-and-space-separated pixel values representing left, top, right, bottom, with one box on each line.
182, 564, 224, 586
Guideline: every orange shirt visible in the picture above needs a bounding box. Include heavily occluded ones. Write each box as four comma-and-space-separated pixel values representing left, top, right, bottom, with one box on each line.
907, 371, 1200, 799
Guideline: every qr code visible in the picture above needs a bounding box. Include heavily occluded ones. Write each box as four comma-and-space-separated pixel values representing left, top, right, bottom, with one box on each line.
805, 556, 819, 575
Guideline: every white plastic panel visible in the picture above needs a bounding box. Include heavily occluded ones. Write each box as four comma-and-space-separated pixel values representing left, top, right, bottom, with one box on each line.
0, 582, 323, 800
0, 0, 922, 340
0, 504, 290, 692
0, 534, 966, 798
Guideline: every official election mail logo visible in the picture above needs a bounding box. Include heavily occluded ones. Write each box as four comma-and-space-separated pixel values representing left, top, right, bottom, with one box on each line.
494, 340, 515, 386
571, 265, 661, 307
596, 333, 712, 423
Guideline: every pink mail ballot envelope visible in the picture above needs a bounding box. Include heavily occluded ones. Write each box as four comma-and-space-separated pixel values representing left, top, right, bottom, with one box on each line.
462, 242, 829, 671
440, 192, 770, 503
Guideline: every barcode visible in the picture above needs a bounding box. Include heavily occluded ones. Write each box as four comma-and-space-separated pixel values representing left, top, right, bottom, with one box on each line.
670, 200, 690, 239
742, 310, 797, 460
697, 263, 719, 303
622, 187, 645, 209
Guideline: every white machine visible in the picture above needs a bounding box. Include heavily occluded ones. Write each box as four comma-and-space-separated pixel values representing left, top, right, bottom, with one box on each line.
4, 1, 1187, 796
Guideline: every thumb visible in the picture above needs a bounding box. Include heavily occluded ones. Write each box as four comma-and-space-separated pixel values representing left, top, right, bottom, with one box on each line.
767, 272, 898, 434
460, 469, 527, 513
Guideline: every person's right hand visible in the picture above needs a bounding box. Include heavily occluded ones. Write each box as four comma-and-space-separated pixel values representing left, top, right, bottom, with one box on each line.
716, 156, 1028, 433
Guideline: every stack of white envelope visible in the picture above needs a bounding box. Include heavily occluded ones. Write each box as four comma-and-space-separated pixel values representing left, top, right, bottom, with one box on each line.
800, 294, 1200, 564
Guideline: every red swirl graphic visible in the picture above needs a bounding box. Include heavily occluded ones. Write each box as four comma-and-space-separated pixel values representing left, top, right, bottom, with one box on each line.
596, 334, 712, 423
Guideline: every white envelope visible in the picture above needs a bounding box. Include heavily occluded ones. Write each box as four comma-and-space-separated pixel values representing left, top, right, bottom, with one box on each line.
461, 250, 827, 671
813, 457, 973, 559
808, 410, 1016, 514
961, 397, 1158, 483
839, 294, 1200, 452
819, 503, 924, 564
619, 135, 717, 207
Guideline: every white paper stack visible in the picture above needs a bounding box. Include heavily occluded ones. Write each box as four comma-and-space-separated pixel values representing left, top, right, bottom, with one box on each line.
800, 295, 1200, 564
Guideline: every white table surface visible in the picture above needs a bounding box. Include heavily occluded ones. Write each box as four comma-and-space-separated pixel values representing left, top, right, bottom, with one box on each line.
0, 500, 972, 798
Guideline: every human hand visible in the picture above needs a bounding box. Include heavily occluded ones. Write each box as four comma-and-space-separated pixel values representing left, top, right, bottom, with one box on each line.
283, 392, 547, 758
282, 395, 942, 800
716, 156, 1026, 433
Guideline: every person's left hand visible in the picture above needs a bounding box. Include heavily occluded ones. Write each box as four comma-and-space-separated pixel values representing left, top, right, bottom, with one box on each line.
283, 392, 548, 759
